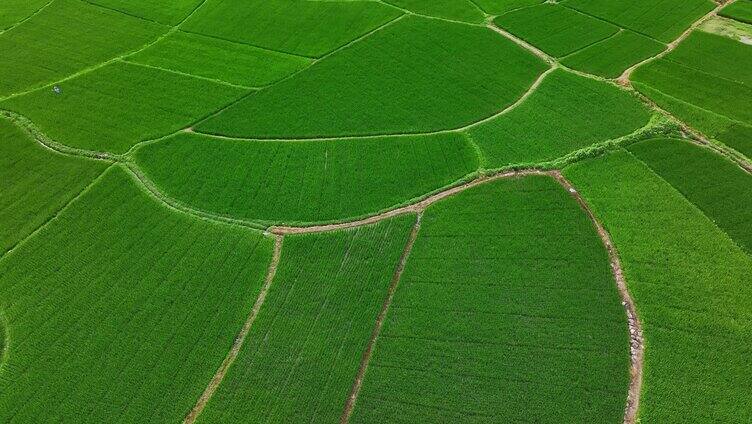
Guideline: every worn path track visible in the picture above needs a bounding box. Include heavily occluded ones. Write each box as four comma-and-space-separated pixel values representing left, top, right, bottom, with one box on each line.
552, 171, 644, 424
183, 235, 284, 424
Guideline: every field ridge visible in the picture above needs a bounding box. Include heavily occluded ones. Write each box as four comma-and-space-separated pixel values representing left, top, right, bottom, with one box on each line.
552, 171, 644, 424
341, 215, 422, 423
183, 234, 284, 424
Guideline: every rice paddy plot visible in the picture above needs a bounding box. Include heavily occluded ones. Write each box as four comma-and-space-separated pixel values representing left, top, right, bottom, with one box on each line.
0, 166, 273, 423
350, 176, 629, 423
86, 0, 203, 25
0, 0, 165, 97
0, 0, 49, 30
134, 132, 478, 224
561, 30, 665, 79
473, 0, 544, 15
197, 16, 547, 139
628, 138, 752, 254
494, 4, 618, 57
2, 61, 246, 154
720, 0, 752, 25
196, 216, 416, 424
0, 117, 107, 255
467, 69, 651, 168
632, 31, 752, 157
386, 0, 485, 23
127, 31, 312, 88
182, 0, 401, 57
565, 150, 752, 423
562, 0, 715, 43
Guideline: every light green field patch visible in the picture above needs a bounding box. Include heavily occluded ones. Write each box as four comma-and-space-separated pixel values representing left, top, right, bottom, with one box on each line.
467, 69, 651, 167
565, 150, 752, 423
351, 176, 629, 423
197, 216, 415, 424
3, 61, 246, 153
198, 15, 547, 139
0, 117, 107, 254
87, 0, 203, 25
699, 16, 752, 43
0, 0, 165, 97
128, 30, 312, 87
633, 31, 752, 156
628, 138, 752, 254
182, 0, 401, 57
387, 0, 485, 23
0, 166, 273, 423
494, 4, 619, 57
0, 0, 49, 30
563, 0, 715, 43
134, 131, 479, 224
562, 30, 665, 78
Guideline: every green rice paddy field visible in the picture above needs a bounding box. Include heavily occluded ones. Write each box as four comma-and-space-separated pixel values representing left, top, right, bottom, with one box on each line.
0, 0, 749, 423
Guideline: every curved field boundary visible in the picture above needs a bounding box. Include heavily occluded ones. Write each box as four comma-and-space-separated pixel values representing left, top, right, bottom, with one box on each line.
0, 0, 54, 35
183, 234, 284, 424
551, 171, 644, 424
271, 170, 545, 235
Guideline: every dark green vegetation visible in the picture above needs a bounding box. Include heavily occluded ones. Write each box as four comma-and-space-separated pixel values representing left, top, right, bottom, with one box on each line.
88, 0, 202, 25
3, 61, 245, 153
127, 31, 312, 88
198, 217, 415, 424
134, 132, 478, 224
351, 177, 629, 423
388, 0, 485, 23
494, 4, 618, 57
182, 0, 400, 57
0, 117, 107, 254
197, 16, 547, 139
562, 30, 665, 78
628, 138, 752, 253
0, 0, 49, 29
0, 0, 165, 97
633, 31, 752, 157
721, 0, 752, 24
468, 70, 652, 167
563, 0, 715, 42
0, 167, 272, 423
565, 150, 752, 423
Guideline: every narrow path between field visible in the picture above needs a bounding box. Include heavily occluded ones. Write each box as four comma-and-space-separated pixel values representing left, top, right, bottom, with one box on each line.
0, 0, 54, 35
183, 234, 284, 424
617, 1, 728, 85
340, 215, 423, 424
552, 171, 644, 424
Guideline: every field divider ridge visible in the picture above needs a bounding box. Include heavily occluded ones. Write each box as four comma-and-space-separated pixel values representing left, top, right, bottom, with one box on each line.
340, 214, 423, 423
183, 234, 284, 424
0, 0, 54, 35
0, 0, 213, 102
0, 163, 114, 261
617, 1, 727, 85
551, 171, 644, 424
